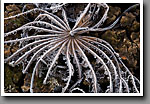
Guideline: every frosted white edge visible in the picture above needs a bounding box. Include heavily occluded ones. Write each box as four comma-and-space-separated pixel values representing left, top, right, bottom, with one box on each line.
1, 0, 143, 96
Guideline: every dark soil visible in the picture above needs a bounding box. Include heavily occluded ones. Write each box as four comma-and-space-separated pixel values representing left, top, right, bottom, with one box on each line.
4, 3, 140, 93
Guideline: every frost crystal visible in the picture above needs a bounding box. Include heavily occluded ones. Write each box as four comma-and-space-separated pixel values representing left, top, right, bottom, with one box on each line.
4, 3, 140, 93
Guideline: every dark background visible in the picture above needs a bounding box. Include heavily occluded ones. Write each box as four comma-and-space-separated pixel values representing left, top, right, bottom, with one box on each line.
0, 0, 148, 104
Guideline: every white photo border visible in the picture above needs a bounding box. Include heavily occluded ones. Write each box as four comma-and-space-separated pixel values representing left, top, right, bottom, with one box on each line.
1, 0, 143, 96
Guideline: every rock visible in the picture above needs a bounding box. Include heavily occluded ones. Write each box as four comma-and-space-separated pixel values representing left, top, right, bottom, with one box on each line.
4, 4, 27, 33
4, 64, 23, 93
105, 6, 121, 25
120, 12, 136, 27
22, 73, 61, 93
4, 45, 11, 57
130, 21, 140, 32
101, 5, 140, 78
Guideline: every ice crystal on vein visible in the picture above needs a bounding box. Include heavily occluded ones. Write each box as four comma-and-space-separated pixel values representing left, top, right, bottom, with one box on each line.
4, 3, 140, 93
